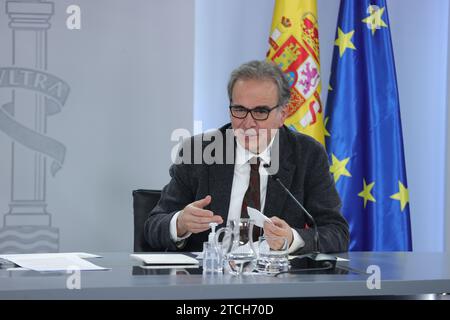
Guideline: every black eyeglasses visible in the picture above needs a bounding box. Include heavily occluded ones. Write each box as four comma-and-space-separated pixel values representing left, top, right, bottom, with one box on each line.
229, 104, 281, 121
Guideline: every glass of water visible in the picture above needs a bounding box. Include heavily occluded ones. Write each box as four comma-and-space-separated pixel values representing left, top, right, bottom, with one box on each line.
256, 235, 289, 274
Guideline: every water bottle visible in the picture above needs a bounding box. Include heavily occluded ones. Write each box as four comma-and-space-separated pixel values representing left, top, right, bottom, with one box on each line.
202, 223, 223, 274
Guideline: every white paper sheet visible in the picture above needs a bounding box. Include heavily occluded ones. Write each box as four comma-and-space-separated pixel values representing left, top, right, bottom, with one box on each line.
0, 252, 101, 261
247, 207, 273, 228
130, 254, 199, 265
0, 252, 108, 272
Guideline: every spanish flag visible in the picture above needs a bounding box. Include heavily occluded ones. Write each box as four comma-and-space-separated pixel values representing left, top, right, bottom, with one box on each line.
266, 0, 325, 145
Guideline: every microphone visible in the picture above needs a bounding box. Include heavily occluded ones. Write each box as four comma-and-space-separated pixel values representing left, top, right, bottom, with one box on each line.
263, 163, 337, 271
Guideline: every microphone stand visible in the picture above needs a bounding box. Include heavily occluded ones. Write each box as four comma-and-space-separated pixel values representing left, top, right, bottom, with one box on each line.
271, 175, 337, 271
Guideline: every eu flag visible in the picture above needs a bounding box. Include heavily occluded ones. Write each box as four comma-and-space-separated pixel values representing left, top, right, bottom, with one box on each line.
325, 0, 412, 251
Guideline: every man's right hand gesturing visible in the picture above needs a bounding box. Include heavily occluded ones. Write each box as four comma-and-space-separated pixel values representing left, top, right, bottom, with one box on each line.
176, 195, 223, 237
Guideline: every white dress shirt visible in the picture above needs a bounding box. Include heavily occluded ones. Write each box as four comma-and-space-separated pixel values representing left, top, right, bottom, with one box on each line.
170, 134, 305, 253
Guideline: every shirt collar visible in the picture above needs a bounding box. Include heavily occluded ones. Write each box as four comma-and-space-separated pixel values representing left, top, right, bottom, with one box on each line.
235, 132, 277, 166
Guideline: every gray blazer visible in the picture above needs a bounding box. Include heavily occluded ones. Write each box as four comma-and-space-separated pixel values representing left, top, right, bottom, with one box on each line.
145, 124, 349, 254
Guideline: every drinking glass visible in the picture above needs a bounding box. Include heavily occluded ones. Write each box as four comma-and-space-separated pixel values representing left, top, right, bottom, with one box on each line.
256, 235, 289, 274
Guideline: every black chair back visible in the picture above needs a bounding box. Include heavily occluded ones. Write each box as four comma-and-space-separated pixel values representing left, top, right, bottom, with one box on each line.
132, 189, 161, 252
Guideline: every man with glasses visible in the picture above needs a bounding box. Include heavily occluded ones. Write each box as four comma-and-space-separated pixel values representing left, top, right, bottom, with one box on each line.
145, 60, 349, 254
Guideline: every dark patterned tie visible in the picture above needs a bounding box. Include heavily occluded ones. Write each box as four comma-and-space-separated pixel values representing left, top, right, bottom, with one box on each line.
241, 157, 262, 240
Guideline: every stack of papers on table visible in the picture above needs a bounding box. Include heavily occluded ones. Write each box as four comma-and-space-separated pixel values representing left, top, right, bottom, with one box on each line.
130, 254, 199, 267
0, 252, 109, 272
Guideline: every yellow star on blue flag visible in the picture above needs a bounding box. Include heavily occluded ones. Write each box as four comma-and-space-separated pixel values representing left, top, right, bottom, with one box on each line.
329, 154, 351, 183
362, 5, 388, 35
390, 181, 409, 211
358, 179, 376, 208
334, 27, 356, 57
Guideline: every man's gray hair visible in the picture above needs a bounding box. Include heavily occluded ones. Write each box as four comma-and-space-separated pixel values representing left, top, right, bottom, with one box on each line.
227, 60, 291, 107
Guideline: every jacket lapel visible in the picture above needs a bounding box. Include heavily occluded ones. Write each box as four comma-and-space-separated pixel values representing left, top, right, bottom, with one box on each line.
263, 127, 295, 218
209, 163, 234, 224
208, 125, 235, 226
